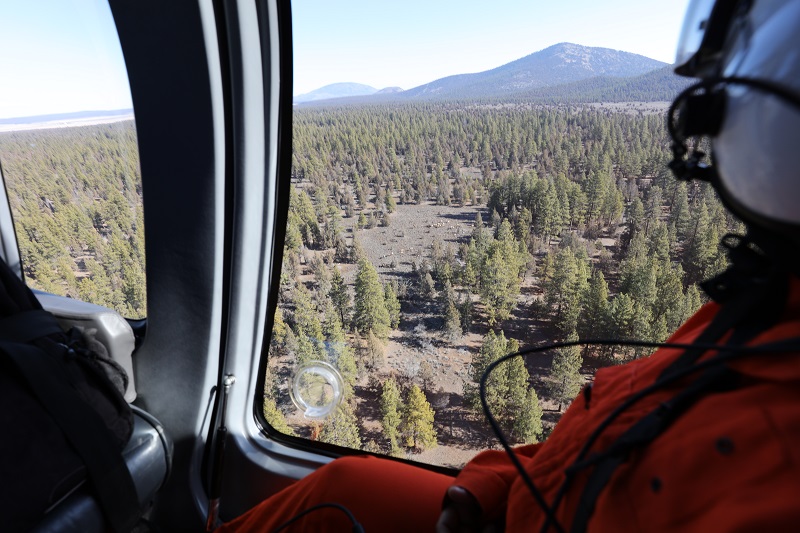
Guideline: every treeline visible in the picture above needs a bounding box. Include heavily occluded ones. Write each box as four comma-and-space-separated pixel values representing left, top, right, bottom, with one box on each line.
512, 66, 692, 104
0, 121, 145, 318
292, 102, 671, 202
269, 102, 742, 458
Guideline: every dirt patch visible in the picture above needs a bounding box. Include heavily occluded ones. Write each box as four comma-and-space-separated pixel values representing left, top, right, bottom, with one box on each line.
278, 195, 605, 469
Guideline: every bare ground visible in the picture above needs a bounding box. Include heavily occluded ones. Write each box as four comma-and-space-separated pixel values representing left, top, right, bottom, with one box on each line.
277, 193, 606, 469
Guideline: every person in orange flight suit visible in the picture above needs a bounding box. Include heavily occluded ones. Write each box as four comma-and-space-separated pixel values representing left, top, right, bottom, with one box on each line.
218, 273, 800, 532
219, 0, 800, 530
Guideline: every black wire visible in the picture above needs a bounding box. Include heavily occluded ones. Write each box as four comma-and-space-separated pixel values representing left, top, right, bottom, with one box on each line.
271, 502, 364, 533
479, 336, 800, 533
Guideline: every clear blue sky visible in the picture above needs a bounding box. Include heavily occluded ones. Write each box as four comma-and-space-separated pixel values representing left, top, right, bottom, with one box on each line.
0, 0, 132, 119
0, 0, 691, 118
293, 0, 692, 95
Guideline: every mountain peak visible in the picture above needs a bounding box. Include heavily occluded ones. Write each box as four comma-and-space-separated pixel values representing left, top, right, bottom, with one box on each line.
402, 43, 666, 100
294, 82, 377, 103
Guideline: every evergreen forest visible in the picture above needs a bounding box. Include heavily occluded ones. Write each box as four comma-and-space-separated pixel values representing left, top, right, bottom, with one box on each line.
267, 101, 742, 467
0, 121, 145, 318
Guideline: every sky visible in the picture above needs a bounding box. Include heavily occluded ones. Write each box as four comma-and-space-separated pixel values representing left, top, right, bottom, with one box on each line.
0, 0, 691, 118
0, 1, 132, 119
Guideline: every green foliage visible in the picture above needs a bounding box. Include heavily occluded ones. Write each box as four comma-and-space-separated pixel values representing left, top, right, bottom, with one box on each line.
402, 384, 437, 451
550, 331, 583, 411
544, 247, 589, 335
329, 267, 351, 328
479, 219, 528, 326
319, 401, 362, 449
514, 388, 544, 444
263, 395, 294, 436
578, 269, 610, 343
0, 121, 146, 317
380, 377, 402, 455
685, 201, 715, 284
364, 329, 385, 369
384, 282, 401, 329
336, 346, 358, 399
354, 258, 391, 339
466, 330, 540, 443
289, 187, 321, 248
443, 298, 462, 341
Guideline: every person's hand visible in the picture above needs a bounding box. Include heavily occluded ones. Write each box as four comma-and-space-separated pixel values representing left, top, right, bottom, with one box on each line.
436, 485, 500, 533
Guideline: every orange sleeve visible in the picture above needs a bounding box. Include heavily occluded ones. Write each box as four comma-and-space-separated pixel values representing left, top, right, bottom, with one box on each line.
450, 443, 541, 521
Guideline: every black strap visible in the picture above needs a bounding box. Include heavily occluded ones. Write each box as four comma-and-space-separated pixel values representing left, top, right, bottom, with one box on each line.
570, 365, 738, 533
0, 341, 140, 532
0, 310, 65, 343
659, 270, 788, 380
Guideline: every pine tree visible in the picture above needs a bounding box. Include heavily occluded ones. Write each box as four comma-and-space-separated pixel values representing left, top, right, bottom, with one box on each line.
384, 282, 401, 329
670, 182, 691, 241
653, 262, 688, 333
292, 283, 324, 343
459, 291, 474, 334
336, 345, 358, 398
329, 267, 351, 328
514, 388, 543, 444
443, 298, 462, 341
534, 178, 557, 238
550, 331, 583, 411
480, 219, 526, 326
420, 271, 436, 298
578, 269, 610, 344
418, 360, 435, 393
322, 298, 347, 359
627, 197, 645, 239
544, 247, 588, 335
354, 258, 390, 339
380, 377, 402, 455
294, 330, 322, 366
647, 220, 672, 264
502, 354, 529, 426
365, 329, 385, 369
319, 402, 362, 449
271, 307, 289, 349
466, 330, 507, 412
263, 396, 294, 436
402, 384, 437, 450
685, 201, 714, 284
472, 212, 488, 248
608, 293, 637, 360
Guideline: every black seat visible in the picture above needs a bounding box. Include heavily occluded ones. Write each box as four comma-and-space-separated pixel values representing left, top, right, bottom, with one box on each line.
33, 406, 173, 533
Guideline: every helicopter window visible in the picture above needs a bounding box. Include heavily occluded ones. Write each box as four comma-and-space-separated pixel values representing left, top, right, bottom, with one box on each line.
262, 0, 742, 469
0, 1, 145, 319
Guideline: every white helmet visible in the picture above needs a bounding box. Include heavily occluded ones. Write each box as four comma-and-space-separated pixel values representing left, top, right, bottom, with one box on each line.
670, 0, 800, 233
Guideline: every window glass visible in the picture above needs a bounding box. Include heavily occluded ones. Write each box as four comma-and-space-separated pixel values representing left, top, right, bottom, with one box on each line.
264, 0, 740, 469
0, 1, 145, 319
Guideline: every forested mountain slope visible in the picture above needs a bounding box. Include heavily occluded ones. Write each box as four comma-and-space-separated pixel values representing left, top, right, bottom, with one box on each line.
295, 83, 379, 103
403, 43, 665, 100
511, 66, 691, 103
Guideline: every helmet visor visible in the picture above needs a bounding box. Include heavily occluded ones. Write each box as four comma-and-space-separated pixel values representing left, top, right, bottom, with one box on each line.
675, 0, 717, 69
